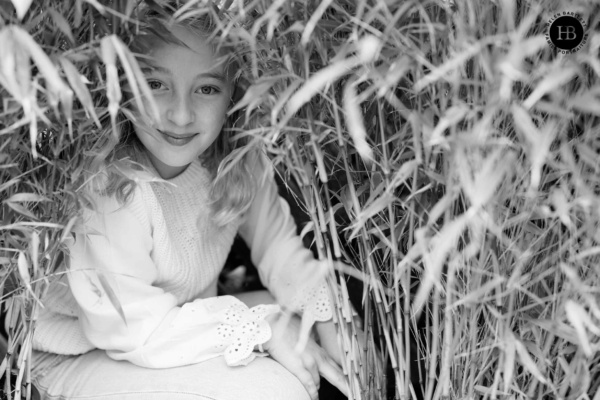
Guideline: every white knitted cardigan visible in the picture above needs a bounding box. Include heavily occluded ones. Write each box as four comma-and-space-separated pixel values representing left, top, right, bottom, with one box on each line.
33, 155, 332, 368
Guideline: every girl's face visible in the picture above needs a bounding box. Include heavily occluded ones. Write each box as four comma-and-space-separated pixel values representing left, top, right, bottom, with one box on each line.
132, 25, 232, 179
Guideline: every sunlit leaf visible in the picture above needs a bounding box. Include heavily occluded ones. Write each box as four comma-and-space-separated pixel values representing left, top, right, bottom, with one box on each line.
343, 79, 373, 163
413, 213, 470, 313
511, 103, 557, 190
349, 192, 395, 239
414, 42, 482, 91
110, 36, 160, 124
514, 337, 547, 384
30, 230, 39, 276
6, 202, 38, 220
523, 66, 578, 110
96, 270, 128, 327
286, 58, 356, 118
100, 36, 122, 137
4, 193, 49, 203
60, 57, 101, 128
300, 0, 333, 46
17, 252, 30, 286
565, 300, 600, 357
11, 0, 33, 20
47, 7, 75, 44
503, 332, 516, 394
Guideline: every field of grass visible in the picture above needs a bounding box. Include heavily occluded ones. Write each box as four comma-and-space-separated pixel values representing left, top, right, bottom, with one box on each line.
0, 0, 599, 399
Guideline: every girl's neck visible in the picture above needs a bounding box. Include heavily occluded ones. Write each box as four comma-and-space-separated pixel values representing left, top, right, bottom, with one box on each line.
147, 152, 189, 179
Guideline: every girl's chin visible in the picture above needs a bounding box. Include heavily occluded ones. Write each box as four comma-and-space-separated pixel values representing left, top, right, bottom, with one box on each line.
150, 158, 192, 179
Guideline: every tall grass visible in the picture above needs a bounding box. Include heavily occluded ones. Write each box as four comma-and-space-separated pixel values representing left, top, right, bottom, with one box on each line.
1, 0, 599, 399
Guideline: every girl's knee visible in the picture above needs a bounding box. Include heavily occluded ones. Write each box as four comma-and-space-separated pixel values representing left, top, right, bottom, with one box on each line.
221, 357, 311, 400
36, 351, 310, 400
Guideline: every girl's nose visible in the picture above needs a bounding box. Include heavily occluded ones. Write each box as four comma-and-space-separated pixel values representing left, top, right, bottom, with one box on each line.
166, 94, 195, 126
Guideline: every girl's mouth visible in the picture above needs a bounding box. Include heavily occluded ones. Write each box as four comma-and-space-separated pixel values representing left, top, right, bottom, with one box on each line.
158, 130, 199, 146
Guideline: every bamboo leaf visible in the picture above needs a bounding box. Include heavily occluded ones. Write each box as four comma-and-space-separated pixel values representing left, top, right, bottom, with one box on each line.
10, 26, 72, 109
568, 89, 600, 115
414, 42, 482, 91
523, 66, 578, 110
427, 190, 458, 227
30, 230, 39, 276
286, 58, 356, 118
271, 78, 302, 124
6, 202, 38, 220
511, 103, 541, 144
4, 193, 49, 203
100, 36, 122, 135
111, 36, 160, 123
413, 214, 470, 313
429, 104, 470, 146
47, 7, 75, 44
471, 149, 515, 209
11, 0, 33, 20
389, 159, 419, 190
511, 104, 557, 189
565, 300, 599, 357
60, 216, 79, 244
229, 77, 280, 116
300, 0, 333, 46
60, 57, 101, 128
96, 270, 128, 327
17, 252, 30, 286
349, 192, 395, 239
356, 35, 382, 63
451, 276, 505, 309
82, 0, 105, 14
311, 142, 328, 183
343, 79, 373, 163
514, 337, 547, 384
504, 332, 516, 394
300, 221, 315, 240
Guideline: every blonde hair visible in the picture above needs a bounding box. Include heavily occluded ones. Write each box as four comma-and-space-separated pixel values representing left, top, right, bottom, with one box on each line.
86, 3, 256, 226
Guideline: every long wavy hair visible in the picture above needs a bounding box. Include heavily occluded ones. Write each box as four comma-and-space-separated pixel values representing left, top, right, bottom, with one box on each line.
86, 2, 256, 227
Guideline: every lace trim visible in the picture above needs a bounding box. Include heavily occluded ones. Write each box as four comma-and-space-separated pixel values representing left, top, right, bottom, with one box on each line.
292, 283, 333, 325
209, 299, 280, 366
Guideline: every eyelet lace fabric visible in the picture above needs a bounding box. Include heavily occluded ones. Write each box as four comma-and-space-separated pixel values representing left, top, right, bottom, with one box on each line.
291, 283, 333, 325
204, 297, 280, 366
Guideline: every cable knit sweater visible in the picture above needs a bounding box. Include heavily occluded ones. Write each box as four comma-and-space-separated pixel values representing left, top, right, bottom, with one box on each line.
33, 153, 332, 368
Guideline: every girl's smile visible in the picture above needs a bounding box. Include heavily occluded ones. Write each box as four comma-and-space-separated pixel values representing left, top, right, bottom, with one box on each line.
157, 130, 200, 146
131, 25, 232, 179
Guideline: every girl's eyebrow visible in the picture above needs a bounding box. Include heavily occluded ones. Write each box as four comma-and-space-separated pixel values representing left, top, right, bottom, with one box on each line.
140, 65, 225, 83
141, 65, 169, 75
196, 72, 226, 83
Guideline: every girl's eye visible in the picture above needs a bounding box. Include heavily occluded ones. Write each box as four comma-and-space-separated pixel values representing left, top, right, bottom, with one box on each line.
147, 80, 165, 90
198, 86, 219, 95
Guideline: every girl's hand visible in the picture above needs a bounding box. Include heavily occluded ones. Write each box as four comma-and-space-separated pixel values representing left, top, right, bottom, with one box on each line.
316, 310, 367, 367
316, 318, 370, 400
263, 312, 348, 400
315, 320, 344, 365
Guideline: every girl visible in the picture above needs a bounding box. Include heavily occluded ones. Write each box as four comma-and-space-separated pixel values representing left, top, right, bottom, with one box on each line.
31, 3, 348, 400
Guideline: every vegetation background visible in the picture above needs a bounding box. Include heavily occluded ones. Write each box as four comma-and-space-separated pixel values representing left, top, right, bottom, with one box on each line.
0, 0, 599, 399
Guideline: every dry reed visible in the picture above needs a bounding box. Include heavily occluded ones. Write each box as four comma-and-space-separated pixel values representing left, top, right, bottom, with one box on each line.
0, 0, 599, 399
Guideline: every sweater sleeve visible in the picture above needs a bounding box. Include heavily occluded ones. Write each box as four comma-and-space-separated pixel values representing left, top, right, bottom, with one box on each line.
238, 153, 333, 326
68, 192, 279, 369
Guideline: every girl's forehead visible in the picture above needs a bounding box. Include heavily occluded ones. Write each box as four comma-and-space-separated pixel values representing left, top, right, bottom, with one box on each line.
137, 24, 231, 72
146, 25, 210, 54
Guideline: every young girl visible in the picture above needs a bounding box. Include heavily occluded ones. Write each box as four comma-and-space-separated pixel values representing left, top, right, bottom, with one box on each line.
30, 4, 348, 400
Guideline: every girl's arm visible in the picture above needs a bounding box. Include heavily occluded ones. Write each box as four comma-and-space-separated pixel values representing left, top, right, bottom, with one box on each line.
238, 152, 334, 328
68, 192, 279, 369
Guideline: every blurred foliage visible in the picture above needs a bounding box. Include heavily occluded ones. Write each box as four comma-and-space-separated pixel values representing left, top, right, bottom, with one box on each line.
0, 0, 600, 399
